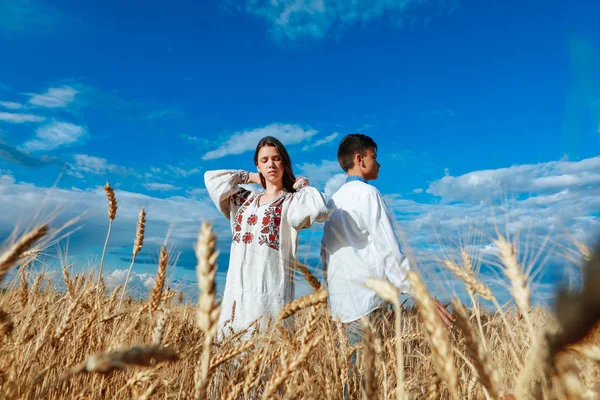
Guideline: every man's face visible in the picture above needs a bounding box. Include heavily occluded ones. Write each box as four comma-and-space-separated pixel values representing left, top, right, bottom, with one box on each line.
361, 148, 380, 180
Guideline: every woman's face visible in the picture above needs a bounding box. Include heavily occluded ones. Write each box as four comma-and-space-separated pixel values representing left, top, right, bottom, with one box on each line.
256, 145, 285, 186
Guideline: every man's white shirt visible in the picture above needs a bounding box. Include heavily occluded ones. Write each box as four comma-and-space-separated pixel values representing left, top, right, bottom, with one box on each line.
321, 180, 412, 323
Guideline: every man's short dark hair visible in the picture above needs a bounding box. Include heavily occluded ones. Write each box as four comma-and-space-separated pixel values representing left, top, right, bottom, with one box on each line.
337, 133, 378, 172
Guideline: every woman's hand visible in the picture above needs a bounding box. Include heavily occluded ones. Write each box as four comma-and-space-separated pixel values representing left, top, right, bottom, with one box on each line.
293, 177, 309, 190
248, 172, 261, 185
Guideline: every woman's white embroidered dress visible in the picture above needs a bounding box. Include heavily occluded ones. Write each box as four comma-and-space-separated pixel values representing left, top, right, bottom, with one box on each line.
204, 170, 330, 334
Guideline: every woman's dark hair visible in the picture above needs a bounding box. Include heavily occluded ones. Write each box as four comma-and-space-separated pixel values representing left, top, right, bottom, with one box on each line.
253, 136, 297, 193
337, 133, 378, 172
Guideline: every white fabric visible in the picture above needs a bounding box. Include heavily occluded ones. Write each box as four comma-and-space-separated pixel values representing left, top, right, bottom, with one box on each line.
320, 180, 412, 323
204, 169, 330, 335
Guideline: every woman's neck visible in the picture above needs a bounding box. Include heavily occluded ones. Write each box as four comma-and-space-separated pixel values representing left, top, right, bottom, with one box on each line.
264, 181, 284, 195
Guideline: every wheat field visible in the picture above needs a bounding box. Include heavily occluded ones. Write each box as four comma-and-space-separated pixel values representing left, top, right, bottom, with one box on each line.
0, 184, 598, 400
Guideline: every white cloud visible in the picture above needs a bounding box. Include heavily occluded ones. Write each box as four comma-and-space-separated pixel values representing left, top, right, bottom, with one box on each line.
413, 188, 424, 194
181, 133, 211, 147
295, 159, 342, 189
70, 154, 139, 177
167, 165, 201, 178
186, 188, 208, 197
143, 183, 181, 191
104, 269, 157, 296
237, 0, 458, 43
324, 173, 346, 199
0, 101, 23, 110
1, 151, 597, 305
0, 112, 45, 123
0, 173, 226, 257
427, 156, 600, 202
386, 157, 600, 253
203, 123, 317, 160
27, 86, 78, 108
23, 122, 85, 151
302, 132, 339, 151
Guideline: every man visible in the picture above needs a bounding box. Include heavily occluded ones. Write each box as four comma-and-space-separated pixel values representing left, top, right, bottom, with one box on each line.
321, 133, 454, 335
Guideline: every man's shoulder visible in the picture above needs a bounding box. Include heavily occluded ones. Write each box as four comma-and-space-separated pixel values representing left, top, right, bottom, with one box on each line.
334, 181, 381, 197
330, 182, 384, 210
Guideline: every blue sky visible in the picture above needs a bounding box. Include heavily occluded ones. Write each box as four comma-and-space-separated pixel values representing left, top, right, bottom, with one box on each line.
1, 0, 599, 304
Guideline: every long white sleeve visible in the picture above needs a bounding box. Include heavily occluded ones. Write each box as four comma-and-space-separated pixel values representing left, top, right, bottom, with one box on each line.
204, 170, 252, 220
362, 192, 412, 295
287, 186, 330, 231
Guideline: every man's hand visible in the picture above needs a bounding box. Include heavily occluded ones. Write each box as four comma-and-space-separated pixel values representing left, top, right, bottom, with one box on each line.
432, 297, 455, 328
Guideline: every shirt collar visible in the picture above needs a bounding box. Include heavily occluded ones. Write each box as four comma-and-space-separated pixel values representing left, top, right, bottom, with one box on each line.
346, 175, 368, 184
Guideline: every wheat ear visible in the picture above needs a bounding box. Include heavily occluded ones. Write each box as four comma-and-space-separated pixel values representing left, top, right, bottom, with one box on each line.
0, 224, 49, 284
194, 222, 221, 400
296, 261, 322, 291
148, 246, 168, 314
121, 208, 146, 306
493, 233, 534, 337
407, 270, 459, 399
19, 264, 28, 309
278, 288, 327, 321
69, 345, 178, 375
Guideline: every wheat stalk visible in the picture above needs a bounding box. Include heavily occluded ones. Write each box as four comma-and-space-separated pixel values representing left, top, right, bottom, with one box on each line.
364, 278, 407, 400
452, 299, 501, 399
0, 309, 14, 336
98, 182, 118, 294
361, 317, 378, 400
262, 333, 323, 399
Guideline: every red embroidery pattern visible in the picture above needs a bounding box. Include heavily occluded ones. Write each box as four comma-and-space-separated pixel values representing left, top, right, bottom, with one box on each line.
232, 195, 254, 243
237, 170, 249, 184
258, 197, 285, 250
241, 232, 254, 244
230, 189, 251, 208
247, 214, 258, 225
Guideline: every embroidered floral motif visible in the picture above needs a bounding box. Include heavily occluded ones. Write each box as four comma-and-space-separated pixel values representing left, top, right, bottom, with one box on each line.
247, 214, 258, 225
241, 232, 254, 244
258, 197, 285, 250
230, 188, 251, 208
232, 194, 254, 243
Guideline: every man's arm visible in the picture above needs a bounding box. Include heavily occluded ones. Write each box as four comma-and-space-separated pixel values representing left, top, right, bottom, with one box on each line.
362, 192, 412, 293
363, 192, 455, 328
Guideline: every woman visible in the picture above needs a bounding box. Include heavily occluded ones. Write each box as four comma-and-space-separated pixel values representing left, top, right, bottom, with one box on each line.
204, 136, 330, 335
